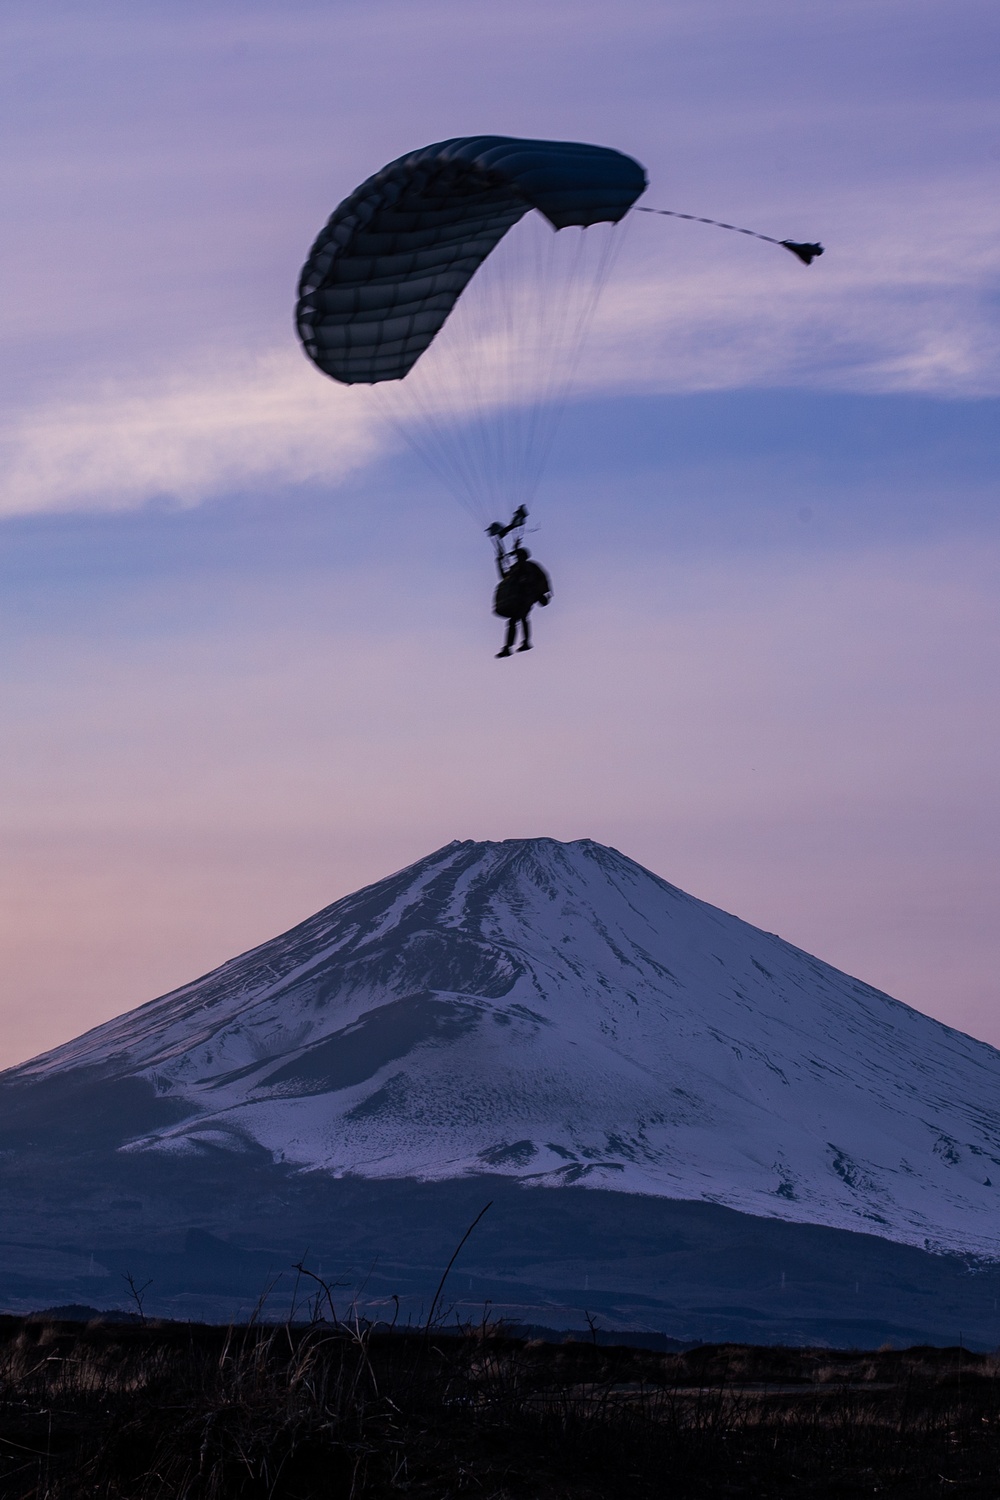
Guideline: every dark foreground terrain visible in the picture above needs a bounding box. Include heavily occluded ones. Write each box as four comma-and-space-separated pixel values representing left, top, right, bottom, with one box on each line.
3, 1314, 1000, 1498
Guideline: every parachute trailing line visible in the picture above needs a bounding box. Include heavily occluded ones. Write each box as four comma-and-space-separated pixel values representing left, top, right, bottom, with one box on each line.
296, 136, 649, 386
634, 205, 824, 264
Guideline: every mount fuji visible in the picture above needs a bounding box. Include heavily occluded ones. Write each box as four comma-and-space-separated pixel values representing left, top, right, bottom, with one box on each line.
4, 837, 1000, 1343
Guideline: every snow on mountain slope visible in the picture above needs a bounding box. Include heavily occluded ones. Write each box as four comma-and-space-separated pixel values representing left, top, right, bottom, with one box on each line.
10, 838, 1000, 1256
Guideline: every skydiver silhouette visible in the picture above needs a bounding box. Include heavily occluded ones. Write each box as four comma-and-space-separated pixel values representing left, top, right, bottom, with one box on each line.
493, 542, 552, 657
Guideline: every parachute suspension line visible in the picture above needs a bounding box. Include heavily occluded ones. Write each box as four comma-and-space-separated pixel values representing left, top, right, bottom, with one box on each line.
497, 217, 527, 513
475, 213, 522, 518
461, 215, 628, 528
377, 216, 527, 525
373, 212, 626, 529
373, 397, 485, 526
371, 294, 509, 527
463, 213, 551, 518
519, 222, 588, 505
480, 217, 616, 522
497, 219, 559, 515
373, 385, 480, 523
436, 229, 500, 515
634, 206, 824, 264
518, 217, 627, 508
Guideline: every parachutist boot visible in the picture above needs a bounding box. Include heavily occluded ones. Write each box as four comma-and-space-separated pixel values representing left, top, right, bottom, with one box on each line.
496, 647, 512, 658
517, 642, 532, 652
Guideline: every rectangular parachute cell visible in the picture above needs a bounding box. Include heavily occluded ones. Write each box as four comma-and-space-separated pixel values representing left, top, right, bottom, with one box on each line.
296, 134, 647, 384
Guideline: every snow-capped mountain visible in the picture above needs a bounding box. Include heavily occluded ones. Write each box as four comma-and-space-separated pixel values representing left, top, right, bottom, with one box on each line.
11, 837, 1000, 1260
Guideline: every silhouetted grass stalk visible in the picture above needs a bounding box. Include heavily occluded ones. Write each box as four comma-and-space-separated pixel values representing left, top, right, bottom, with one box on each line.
2, 1316, 1000, 1495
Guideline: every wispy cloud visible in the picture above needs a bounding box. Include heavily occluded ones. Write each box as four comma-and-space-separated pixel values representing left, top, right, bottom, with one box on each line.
588, 174, 1000, 396
1, 0, 997, 517
4, 172, 997, 519
0, 351, 378, 517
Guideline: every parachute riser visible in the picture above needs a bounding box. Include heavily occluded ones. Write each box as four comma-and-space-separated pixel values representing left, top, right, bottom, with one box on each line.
487, 505, 529, 569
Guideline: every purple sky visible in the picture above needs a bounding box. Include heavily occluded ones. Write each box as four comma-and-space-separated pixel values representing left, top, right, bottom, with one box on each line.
1, 0, 998, 1066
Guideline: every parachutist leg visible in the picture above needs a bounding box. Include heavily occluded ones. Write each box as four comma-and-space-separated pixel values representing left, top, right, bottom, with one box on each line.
504, 612, 532, 653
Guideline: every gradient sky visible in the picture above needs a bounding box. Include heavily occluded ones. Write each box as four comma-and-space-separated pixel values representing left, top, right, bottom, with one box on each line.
1, 0, 998, 1067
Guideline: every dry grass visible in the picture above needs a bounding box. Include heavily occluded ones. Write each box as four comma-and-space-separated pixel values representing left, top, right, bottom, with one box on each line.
2, 1315, 1000, 1496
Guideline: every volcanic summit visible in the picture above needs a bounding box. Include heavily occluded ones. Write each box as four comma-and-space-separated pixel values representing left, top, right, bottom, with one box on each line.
5, 838, 1000, 1341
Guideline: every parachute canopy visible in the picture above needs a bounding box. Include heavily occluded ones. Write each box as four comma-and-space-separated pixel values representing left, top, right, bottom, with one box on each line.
296, 135, 648, 386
